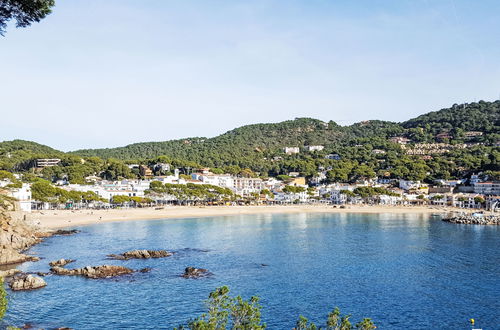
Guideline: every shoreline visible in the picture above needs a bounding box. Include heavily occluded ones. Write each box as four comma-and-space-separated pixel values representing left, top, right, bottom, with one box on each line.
23, 205, 464, 230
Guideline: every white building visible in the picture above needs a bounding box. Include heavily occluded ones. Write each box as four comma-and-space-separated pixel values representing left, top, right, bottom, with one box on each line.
195, 174, 234, 189
399, 180, 422, 191
284, 147, 300, 155
274, 190, 308, 203
8, 184, 32, 212
306, 145, 324, 152
474, 182, 500, 196
233, 178, 264, 196
262, 178, 284, 191
65, 180, 149, 201
378, 195, 402, 205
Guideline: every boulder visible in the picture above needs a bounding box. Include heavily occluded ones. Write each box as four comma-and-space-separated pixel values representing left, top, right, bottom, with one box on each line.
108, 249, 172, 260
0, 247, 39, 266
49, 258, 76, 267
0, 268, 20, 278
182, 266, 210, 278
51, 265, 134, 279
52, 229, 80, 236
9, 274, 47, 291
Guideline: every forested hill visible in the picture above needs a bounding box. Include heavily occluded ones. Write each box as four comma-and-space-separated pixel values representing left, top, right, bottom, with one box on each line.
402, 100, 500, 134
0, 140, 63, 171
72, 100, 499, 163
71, 117, 404, 167
0, 100, 498, 182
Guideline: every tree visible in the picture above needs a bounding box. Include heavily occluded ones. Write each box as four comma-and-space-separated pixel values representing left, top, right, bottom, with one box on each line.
260, 189, 274, 199
295, 315, 317, 330
180, 286, 266, 330
351, 164, 376, 181
101, 160, 134, 180
0, 278, 7, 320
112, 195, 131, 204
0, 0, 55, 35
325, 307, 353, 330
355, 318, 376, 330
474, 196, 485, 204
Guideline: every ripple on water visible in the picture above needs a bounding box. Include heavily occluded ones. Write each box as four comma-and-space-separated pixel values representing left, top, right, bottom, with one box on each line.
3, 213, 499, 329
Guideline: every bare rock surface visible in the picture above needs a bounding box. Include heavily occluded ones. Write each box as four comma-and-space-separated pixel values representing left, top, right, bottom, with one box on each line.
51, 265, 135, 279
443, 215, 500, 225
0, 198, 45, 266
182, 266, 211, 278
0, 268, 21, 278
52, 229, 80, 236
49, 258, 76, 267
9, 274, 47, 291
108, 249, 173, 260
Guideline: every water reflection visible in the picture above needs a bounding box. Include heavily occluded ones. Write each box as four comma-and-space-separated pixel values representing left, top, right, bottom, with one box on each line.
3, 213, 499, 329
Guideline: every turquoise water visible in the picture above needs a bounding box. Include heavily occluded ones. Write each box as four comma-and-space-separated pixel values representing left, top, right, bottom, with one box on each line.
3, 213, 499, 329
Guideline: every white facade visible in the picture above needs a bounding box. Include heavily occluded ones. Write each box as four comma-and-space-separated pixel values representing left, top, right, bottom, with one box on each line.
65, 180, 148, 201
399, 180, 421, 191
8, 184, 32, 212
306, 145, 324, 152
233, 178, 264, 196
275, 191, 308, 203
474, 182, 500, 196
195, 174, 234, 189
284, 147, 300, 155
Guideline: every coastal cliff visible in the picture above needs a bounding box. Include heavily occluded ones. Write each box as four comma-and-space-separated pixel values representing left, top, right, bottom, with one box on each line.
0, 195, 40, 267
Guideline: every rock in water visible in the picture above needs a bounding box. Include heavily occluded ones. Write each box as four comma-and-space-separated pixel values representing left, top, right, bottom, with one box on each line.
108, 249, 172, 260
182, 266, 210, 278
0, 269, 20, 278
0, 248, 39, 265
52, 229, 80, 236
9, 274, 47, 291
51, 265, 134, 279
49, 258, 76, 267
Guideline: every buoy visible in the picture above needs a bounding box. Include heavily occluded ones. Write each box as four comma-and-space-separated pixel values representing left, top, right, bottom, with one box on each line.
470, 318, 475, 325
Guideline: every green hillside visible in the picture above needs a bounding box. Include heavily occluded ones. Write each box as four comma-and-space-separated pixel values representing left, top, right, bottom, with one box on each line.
402, 100, 500, 142
1, 101, 498, 183
0, 140, 63, 171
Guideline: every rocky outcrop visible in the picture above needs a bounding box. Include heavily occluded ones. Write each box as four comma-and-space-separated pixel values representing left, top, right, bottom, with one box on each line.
0, 248, 39, 265
52, 229, 80, 236
0, 195, 82, 267
9, 274, 47, 291
49, 258, 75, 267
0, 268, 21, 278
182, 266, 210, 278
107, 249, 173, 260
51, 265, 135, 279
443, 215, 500, 225
0, 200, 42, 265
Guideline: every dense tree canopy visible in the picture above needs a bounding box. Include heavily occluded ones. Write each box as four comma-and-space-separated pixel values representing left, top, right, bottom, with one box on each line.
1, 101, 499, 184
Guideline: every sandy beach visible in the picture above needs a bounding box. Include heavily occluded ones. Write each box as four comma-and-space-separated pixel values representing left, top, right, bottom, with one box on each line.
25, 204, 461, 229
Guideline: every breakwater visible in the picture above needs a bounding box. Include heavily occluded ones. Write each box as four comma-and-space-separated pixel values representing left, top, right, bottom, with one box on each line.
443, 214, 500, 225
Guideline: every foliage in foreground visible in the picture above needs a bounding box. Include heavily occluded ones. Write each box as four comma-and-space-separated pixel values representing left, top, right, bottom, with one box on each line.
176, 286, 376, 330
0, 0, 55, 35
0, 278, 7, 321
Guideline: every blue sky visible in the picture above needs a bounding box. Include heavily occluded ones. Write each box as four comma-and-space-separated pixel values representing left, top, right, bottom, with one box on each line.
1, 0, 499, 151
